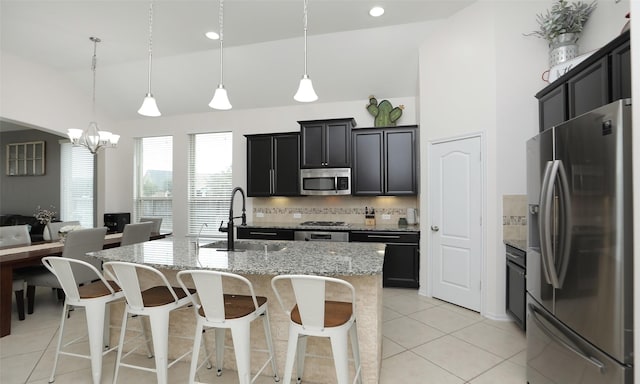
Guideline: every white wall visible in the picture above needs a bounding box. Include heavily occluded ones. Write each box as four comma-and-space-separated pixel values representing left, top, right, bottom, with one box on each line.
418, 0, 630, 318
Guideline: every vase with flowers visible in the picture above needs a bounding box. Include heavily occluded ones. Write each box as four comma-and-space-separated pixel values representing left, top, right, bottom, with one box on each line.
527, 0, 597, 67
34, 205, 57, 225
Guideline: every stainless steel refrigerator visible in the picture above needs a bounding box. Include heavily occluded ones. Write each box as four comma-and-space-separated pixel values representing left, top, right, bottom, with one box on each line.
526, 99, 633, 383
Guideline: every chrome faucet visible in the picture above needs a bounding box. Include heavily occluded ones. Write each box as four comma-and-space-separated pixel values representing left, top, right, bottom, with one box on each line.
218, 187, 246, 251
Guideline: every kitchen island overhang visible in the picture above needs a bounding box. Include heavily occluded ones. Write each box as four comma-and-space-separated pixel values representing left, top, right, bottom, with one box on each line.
88, 237, 385, 383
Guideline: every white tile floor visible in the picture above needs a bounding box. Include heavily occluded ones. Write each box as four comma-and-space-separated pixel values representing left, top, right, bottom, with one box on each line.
0, 287, 527, 383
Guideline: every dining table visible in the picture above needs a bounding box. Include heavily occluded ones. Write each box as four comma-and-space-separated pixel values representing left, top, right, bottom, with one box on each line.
0, 232, 168, 337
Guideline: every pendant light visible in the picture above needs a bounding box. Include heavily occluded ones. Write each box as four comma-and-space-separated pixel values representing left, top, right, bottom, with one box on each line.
67, 37, 120, 155
209, 0, 232, 110
294, 0, 318, 102
138, 0, 161, 116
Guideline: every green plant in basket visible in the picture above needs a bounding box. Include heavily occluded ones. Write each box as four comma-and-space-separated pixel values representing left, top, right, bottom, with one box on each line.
527, 0, 597, 43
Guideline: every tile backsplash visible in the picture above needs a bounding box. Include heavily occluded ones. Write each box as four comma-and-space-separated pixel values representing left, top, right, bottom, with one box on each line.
251, 196, 418, 225
503, 195, 527, 242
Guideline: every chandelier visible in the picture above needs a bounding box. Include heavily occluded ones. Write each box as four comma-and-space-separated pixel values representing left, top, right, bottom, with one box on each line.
67, 37, 120, 154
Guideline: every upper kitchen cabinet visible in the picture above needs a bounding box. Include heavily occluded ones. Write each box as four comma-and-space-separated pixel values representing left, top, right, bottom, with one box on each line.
246, 133, 300, 197
352, 126, 418, 196
536, 30, 630, 132
299, 118, 356, 168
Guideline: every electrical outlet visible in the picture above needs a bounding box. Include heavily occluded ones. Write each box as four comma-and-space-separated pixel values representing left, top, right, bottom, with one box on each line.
293, 213, 302, 219
256, 212, 264, 218
382, 214, 391, 220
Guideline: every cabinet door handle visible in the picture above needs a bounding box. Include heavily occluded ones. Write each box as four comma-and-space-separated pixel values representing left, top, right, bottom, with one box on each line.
367, 235, 401, 239
250, 231, 278, 236
270, 169, 275, 194
431, 225, 439, 232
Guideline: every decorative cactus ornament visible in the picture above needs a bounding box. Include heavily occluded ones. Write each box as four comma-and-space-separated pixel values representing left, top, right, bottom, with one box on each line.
366, 96, 404, 127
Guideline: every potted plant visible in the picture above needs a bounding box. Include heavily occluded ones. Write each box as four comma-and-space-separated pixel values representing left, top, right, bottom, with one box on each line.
528, 0, 597, 67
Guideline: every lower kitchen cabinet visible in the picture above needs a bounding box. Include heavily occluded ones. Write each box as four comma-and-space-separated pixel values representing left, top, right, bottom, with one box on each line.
384, 244, 420, 288
236, 226, 295, 240
350, 230, 420, 288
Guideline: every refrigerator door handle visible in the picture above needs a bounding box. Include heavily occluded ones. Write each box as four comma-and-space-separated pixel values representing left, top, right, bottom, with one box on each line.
556, 160, 573, 288
529, 304, 606, 374
539, 160, 560, 287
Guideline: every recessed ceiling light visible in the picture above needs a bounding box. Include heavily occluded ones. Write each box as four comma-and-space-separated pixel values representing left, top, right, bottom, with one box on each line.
369, 6, 384, 17
205, 31, 220, 40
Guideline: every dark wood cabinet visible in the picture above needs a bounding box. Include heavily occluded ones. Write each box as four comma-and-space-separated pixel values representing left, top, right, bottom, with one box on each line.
236, 226, 295, 240
352, 126, 417, 196
538, 86, 566, 132
350, 230, 420, 288
611, 39, 631, 100
246, 133, 300, 197
536, 30, 630, 132
567, 57, 608, 119
299, 118, 355, 168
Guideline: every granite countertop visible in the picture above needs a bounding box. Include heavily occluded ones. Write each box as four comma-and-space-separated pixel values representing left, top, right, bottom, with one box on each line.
243, 222, 420, 232
88, 237, 385, 276
505, 240, 527, 252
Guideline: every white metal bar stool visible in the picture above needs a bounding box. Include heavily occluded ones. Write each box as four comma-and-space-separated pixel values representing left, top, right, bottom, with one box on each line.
271, 275, 362, 384
176, 270, 280, 384
104, 261, 194, 384
41, 256, 124, 384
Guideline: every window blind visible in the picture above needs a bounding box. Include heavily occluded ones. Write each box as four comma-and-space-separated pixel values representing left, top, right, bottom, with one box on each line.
188, 132, 232, 237
133, 136, 173, 232
60, 142, 94, 228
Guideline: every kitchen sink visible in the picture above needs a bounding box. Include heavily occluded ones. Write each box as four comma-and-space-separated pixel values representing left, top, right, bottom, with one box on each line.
200, 240, 286, 252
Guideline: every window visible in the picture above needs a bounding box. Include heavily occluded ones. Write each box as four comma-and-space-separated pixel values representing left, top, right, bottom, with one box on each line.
134, 136, 173, 232
6, 141, 45, 176
60, 142, 94, 227
188, 132, 232, 237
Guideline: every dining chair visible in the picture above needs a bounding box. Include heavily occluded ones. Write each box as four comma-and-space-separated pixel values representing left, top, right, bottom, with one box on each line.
176, 270, 280, 384
0, 225, 32, 321
25, 227, 107, 314
40, 256, 124, 384
139, 217, 162, 233
43, 220, 81, 241
120, 221, 154, 246
271, 275, 362, 384
103, 261, 194, 384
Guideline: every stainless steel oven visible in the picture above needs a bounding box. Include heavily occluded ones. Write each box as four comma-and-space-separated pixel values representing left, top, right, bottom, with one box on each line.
294, 221, 349, 242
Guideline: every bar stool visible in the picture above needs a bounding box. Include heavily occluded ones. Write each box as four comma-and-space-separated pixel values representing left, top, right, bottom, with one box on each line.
41, 256, 124, 384
104, 261, 194, 384
176, 270, 279, 384
271, 275, 362, 384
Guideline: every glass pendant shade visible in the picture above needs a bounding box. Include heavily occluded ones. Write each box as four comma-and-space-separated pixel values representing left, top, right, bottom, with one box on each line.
138, 1, 161, 117
138, 93, 161, 116
209, 85, 232, 110
294, 75, 318, 102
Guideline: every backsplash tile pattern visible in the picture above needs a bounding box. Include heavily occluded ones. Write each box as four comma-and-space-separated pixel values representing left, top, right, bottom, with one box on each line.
251, 196, 418, 225
503, 195, 527, 242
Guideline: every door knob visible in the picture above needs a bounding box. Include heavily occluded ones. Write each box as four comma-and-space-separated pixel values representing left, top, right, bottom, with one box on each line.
431, 225, 439, 232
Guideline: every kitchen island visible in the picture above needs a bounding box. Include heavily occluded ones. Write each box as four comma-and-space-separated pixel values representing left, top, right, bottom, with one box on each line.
88, 237, 385, 383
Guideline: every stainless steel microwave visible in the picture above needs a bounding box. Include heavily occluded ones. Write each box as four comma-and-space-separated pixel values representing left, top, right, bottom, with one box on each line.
300, 168, 351, 195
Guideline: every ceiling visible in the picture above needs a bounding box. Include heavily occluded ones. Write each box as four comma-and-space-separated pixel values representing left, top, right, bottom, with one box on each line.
1, 0, 475, 123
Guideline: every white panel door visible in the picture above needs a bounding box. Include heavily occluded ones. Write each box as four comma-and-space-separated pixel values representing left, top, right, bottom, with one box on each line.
429, 136, 482, 311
